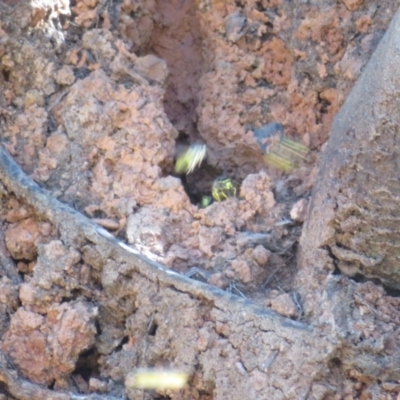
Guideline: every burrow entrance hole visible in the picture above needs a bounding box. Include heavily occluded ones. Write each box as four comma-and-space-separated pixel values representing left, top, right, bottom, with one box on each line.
142, 0, 224, 204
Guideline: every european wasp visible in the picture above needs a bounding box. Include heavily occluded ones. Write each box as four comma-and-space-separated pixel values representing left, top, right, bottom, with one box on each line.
174, 143, 207, 175
211, 176, 238, 202
253, 123, 309, 172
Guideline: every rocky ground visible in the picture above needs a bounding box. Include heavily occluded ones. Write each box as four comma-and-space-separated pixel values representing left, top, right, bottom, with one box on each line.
0, 0, 400, 399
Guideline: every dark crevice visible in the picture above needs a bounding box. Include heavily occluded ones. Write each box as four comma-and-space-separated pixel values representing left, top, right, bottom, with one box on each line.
47, 379, 55, 389
73, 347, 100, 383
178, 161, 222, 205
382, 285, 400, 297
254, 1, 264, 11
322, 245, 341, 275
72, 287, 93, 300
348, 273, 369, 283
74, 67, 91, 80
1, 69, 10, 82
347, 273, 386, 288
328, 357, 342, 368
0, 382, 8, 395
114, 335, 129, 352
148, 320, 158, 336
60, 287, 91, 303
324, 245, 400, 297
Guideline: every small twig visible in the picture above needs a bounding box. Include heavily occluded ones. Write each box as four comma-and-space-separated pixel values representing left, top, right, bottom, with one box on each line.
292, 292, 303, 319
146, 314, 155, 335
274, 217, 293, 226
262, 268, 280, 289
261, 350, 279, 372
185, 267, 211, 282
275, 284, 286, 294
226, 282, 246, 299
274, 241, 296, 256
47, 89, 70, 112
236, 232, 272, 249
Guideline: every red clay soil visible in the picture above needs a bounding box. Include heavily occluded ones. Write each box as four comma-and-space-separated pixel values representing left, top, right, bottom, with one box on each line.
0, 0, 400, 399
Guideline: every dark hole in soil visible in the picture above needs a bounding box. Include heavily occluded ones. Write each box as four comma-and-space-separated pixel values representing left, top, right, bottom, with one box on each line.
1, 69, 10, 82
60, 287, 91, 303
73, 347, 100, 382
382, 285, 400, 297
47, 379, 56, 389
332, 268, 342, 276
148, 320, 158, 336
349, 273, 367, 282
349, 274, 386, 289
74, 67, 91, 80
329, 357, 342, 368
144, 0, 226, 202
92, 209, 108, 219
176, 162, 222, 206
141, 0, 245, 205
0, 382, 9, 394
255, 1, 266, 11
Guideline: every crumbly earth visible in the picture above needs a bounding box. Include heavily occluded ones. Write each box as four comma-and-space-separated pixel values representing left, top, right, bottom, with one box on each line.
0, 0, 400, 399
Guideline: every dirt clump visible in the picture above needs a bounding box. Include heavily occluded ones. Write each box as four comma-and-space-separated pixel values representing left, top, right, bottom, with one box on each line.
2, 302, 97, 386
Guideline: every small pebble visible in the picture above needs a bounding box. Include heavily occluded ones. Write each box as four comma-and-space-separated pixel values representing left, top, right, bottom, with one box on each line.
268, 293, 298, 319
290, 198, 308, 223
252, 245, 271, 265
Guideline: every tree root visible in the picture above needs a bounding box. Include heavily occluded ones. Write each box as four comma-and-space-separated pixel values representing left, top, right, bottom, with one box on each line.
0, 145, 323, 399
